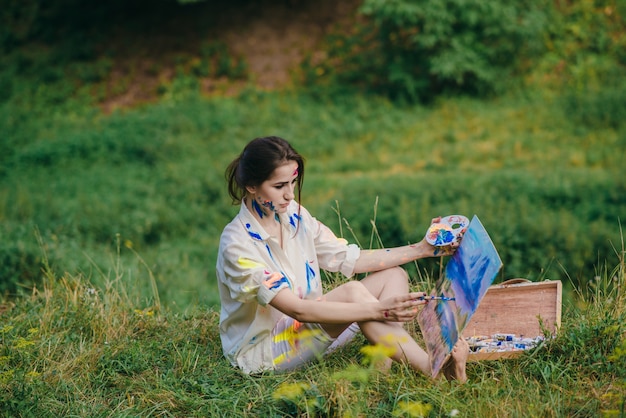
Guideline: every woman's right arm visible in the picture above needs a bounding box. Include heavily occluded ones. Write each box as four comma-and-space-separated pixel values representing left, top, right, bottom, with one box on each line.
269, 287, 426, 324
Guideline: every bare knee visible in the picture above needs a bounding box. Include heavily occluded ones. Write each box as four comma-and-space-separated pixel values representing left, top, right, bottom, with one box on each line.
381, 266, 410, 292
386, 266, 409, 284
338, 280, 377, 303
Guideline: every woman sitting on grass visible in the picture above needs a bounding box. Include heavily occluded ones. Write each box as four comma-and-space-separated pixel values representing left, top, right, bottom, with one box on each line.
216, 136, 468, 381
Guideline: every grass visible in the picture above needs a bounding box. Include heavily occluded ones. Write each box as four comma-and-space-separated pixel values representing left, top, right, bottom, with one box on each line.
0, 228, 624, 416
1, 89, 625, 309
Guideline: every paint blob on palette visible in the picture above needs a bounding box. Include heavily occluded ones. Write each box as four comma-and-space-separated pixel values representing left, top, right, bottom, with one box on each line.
425, 215, 469, 246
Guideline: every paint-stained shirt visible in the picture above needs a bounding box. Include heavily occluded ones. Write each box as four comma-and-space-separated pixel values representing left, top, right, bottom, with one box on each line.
216, 200, 360, 374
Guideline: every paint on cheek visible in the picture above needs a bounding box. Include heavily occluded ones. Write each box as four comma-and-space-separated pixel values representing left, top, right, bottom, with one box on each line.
262, 200, 276, 212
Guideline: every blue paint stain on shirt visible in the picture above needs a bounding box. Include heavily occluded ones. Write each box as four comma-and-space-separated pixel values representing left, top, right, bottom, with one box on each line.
268, 273, 290, 290
246, 223, 263, 241
289, 213, 302, 229
305, 261, 316, 295
265, 243, 274, 261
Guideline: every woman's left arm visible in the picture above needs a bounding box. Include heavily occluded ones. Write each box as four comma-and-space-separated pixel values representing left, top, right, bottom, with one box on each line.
352, 239, 457, 274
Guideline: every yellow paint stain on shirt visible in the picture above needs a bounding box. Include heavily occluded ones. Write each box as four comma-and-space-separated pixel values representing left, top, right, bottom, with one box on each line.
237, 257, 265, 269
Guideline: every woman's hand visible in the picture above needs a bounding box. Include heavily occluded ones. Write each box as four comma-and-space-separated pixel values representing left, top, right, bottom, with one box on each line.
425, 216, 465, 257
379, 292, 428, 322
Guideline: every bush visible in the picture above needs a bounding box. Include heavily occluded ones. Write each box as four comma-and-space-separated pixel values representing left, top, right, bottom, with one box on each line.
308, 0, 550, 102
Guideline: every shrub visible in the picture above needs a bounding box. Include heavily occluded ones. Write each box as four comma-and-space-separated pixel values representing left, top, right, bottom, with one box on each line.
308, 0, 550, 102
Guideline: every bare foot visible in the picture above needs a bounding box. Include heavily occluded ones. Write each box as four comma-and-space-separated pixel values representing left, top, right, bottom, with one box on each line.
442, 338, 469, 383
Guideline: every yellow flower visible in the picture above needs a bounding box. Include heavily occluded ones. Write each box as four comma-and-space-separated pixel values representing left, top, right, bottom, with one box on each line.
0, 325, 14, 334
0, 370, 15, 385
392, 400, 433, 417
360, 338, 400, 366
13, 337, 35, 349
332, 364, 370, 384
272, 381, 310, 401
26, 370, 41, 379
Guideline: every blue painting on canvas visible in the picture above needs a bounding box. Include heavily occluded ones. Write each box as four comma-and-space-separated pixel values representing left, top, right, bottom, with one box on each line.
417, 215, 503, 377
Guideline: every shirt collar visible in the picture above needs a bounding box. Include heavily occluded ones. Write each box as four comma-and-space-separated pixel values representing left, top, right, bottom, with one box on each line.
237, 199, 271, 241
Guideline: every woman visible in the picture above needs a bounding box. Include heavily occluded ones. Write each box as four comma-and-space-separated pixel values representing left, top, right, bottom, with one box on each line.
216, 136, 468, 381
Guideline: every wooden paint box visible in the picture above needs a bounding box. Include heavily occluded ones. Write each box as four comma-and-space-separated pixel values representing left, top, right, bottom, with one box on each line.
463, 279, 563, 361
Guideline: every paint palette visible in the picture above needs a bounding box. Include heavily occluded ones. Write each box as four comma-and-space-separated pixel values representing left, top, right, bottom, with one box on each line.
425, 215, 469, 246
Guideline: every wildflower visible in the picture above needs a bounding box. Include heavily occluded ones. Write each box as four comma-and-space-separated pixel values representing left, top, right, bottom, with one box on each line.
135, 308, 156, 317
13, 337, 35, 349
361, 343, 397, 362
272, 381, 310, 401
0, 370, 15, 385
392, 400, 432, 417
360, 335, 403, 366
332, 364, 370, 384
0, 325, 14, 334
26, 370, 41, 379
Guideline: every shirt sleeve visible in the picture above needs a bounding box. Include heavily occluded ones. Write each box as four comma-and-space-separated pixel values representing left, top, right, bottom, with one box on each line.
303, 210, 360, 278
220, 242, 291, 306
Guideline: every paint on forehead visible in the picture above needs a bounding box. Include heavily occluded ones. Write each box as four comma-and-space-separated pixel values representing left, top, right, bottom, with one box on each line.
293, 168, 299, 176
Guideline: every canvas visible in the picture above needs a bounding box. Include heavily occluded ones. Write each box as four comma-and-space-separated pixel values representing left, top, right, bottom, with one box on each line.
416, 215, 503, 377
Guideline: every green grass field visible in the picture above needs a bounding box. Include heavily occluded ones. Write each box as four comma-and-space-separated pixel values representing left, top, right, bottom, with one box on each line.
1, 85, 625, 415
2, 88, 624, 308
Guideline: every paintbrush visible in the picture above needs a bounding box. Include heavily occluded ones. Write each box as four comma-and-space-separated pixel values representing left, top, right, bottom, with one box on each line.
417, 296, 456, 301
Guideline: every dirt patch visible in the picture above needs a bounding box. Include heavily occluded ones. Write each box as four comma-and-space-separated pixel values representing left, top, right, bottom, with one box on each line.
99, 0, 360, 112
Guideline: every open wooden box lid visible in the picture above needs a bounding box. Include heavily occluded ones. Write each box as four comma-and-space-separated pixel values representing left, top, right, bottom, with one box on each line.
463, 279, 562, 361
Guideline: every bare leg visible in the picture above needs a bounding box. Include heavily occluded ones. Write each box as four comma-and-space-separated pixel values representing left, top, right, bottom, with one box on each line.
321, 268, 432, 376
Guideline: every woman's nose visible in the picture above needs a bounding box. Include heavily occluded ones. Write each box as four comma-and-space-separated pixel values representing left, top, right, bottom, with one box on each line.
285, 184, 295, 199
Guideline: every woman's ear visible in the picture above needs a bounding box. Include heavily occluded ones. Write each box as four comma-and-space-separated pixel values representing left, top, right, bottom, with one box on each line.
245, 185, 257, 195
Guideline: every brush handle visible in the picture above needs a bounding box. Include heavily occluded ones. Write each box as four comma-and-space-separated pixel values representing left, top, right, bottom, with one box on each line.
418, 296, 455, 301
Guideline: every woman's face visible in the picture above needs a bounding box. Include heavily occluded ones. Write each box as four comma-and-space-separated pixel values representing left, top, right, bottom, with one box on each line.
247, 160, 299, 218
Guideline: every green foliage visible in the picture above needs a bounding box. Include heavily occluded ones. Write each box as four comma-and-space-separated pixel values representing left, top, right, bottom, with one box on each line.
560, 69, 626, 130
535, 0, 626, 130
307, 0, 550, 102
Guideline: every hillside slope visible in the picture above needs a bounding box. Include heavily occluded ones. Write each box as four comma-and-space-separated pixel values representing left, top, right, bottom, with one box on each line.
98, 0, 360, 111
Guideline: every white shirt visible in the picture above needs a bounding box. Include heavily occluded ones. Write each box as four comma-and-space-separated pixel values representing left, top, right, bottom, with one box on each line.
216, 200, 361, 373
